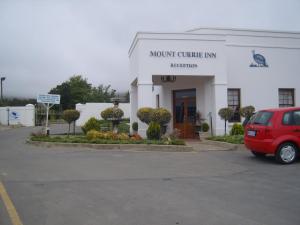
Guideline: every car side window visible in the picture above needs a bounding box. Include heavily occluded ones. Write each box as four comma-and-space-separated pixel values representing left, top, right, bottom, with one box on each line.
293, 111, 300, 125
282, 112, 292, 125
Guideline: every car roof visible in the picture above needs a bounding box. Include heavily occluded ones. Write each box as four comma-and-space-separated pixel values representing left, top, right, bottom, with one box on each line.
259, 107, 300, 112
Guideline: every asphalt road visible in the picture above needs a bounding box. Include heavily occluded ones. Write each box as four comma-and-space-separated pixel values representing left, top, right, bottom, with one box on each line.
0, 125, 299, 225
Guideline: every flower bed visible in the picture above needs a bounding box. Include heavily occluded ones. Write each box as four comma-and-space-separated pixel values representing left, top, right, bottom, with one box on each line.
30, 135, 185, 145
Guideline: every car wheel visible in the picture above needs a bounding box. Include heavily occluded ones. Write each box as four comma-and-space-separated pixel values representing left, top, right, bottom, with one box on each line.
251, 151, 266, 157
275, 142, 298, 164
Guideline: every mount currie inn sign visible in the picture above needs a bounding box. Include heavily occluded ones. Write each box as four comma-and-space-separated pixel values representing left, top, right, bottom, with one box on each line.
149, 50, 216, 69
149, 51, 217, 58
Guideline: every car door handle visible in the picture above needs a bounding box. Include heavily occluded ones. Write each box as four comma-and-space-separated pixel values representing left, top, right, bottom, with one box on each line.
293, 129, 300, 132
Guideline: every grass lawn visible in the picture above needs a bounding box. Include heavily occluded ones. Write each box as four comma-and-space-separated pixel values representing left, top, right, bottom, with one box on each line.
206, 135, 244, 144
30, 135, 186, 145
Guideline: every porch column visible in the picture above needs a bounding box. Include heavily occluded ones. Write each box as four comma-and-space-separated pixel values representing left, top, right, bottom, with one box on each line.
213, 83, 228, 136
137, 81, 153, 137
130, 84, 138, 133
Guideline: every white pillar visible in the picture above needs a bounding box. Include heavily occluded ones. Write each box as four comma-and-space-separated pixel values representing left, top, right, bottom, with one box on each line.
25, 104, 35, 126
137, 81, 153, 137
212, 83, 228, 136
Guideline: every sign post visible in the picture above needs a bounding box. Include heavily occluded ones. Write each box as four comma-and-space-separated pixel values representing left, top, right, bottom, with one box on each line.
37, 94, 61, 135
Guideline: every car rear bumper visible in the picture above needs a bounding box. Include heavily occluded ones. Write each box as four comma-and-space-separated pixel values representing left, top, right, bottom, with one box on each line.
244, 136, 275, 154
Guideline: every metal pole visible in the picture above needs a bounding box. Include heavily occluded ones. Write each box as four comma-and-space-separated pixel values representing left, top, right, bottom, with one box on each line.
45, 103, 49, 135
1, 80, 3, 102
209, 112, 213, 136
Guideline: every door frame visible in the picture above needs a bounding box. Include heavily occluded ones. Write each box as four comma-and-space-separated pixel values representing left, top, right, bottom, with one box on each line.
172, 88, 196, 138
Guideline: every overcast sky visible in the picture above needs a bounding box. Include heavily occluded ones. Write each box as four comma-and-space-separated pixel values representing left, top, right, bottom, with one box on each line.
0, 0, 300, 98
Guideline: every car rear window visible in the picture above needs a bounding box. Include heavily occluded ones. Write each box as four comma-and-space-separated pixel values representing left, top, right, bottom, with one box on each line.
249, 111, 273, 126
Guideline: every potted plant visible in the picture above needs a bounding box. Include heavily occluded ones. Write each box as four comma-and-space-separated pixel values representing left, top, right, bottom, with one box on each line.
198, 122, 210, 140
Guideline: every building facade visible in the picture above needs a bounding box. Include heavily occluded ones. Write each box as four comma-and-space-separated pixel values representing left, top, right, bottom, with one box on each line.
129, 28, 300, 138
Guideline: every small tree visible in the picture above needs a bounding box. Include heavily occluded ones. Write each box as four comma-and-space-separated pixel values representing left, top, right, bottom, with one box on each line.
218, 107, 234, 135
240, 105, 255, 126
62, 109, 80, 136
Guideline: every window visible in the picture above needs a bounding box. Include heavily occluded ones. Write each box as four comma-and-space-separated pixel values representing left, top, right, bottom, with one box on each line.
294, 111, 300, 125
156, 94, 160, 108
279, 89, 294, 107
283, 110, 300, 125
249, 111, 274, 126
227, 89, 241, 122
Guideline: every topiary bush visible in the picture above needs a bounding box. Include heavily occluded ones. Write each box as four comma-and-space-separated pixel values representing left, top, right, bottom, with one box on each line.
240, 106, 255, 119
132, 122, 138, 132
62, 109, 80, 136
240, 105, 256, 126
218, 107, 234, 135
201, 122, 210, 132
146, 122, 161, 140
101, 107, 124, 120
101, 107, 124, 133
81, 117, 101, 134
150, 108, 172, 125
230, 123, 244, 135
137, 107, 154, 124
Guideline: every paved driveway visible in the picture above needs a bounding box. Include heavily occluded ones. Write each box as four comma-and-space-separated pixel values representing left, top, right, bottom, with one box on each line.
0, 126, 299, 225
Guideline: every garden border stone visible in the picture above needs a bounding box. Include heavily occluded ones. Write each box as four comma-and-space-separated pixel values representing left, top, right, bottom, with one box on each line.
26, 140, 194, 152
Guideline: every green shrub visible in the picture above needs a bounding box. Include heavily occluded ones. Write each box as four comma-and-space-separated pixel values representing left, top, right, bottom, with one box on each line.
137, 107, 154, 124
132, 122, 138, 132
207, 135, 244, 144
117, 122, 130, 133
230, 123, 244, 135
81, 117, 101, 134
201, 122, 210, 132
146, 122, 161, 140
86, 130, 99, 140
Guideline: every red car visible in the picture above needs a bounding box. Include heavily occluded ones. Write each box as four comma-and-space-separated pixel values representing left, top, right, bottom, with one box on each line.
244, 107, 300, 164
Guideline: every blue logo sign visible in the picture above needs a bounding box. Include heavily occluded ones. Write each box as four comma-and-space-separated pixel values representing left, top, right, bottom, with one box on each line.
9, 111, 20, 120
250, 50, 268, 67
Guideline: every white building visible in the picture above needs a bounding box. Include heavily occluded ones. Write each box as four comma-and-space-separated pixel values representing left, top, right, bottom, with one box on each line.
129, 28, 300, 138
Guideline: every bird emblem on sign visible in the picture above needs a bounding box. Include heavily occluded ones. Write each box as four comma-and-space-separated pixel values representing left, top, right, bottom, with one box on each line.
250, 50, 268, 67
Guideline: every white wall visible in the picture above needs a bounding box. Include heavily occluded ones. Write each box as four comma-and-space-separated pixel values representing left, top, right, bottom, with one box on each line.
0, 104, 35, 126
76, 103, 131, 126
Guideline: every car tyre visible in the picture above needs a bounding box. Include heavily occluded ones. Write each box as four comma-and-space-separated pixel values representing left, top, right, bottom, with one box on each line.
251, 151, 266, 157
275, 142, 298, 164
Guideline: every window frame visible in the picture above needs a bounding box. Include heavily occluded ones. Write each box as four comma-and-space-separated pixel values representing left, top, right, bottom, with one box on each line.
227, 88, 241, 122
279, 88, 295, 108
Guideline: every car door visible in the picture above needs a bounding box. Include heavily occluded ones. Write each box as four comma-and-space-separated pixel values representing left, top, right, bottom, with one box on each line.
291, 110, 300, 146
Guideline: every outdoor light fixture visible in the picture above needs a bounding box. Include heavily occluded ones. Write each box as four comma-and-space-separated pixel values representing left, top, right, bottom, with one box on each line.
161, 75, 176, 83
1, 76, 6, 101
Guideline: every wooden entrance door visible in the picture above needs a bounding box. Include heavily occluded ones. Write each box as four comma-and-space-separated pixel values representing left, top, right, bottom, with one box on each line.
173, 89, 196, 138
